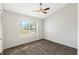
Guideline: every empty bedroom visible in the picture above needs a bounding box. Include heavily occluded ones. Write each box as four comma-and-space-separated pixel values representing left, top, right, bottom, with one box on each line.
0, 3, 78, 55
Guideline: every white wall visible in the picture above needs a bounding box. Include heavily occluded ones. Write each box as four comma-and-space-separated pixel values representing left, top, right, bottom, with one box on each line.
0, 15, 2, 53
0, 15, 3, 53
0, 3, 3, 53
78, 3, 79, 55
0, 15, 2, 39
0, 4, 2, 39
44, 3, 78, 48
3, 10, 43, 49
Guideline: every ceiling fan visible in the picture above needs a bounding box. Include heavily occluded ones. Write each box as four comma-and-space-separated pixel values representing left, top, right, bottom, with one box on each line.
33, 3, 50, 14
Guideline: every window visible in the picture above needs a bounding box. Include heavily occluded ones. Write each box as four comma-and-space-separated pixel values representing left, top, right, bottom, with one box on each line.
20, 20, 38, 38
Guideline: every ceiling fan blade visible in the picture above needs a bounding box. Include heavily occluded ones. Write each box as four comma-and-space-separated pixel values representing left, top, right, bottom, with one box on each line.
42, 12, 47, 14
44, 8, 50, 11
32, 9, 41, 12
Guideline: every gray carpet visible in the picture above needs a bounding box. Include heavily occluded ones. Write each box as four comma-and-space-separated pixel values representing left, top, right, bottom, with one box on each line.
3, 39, 77, 55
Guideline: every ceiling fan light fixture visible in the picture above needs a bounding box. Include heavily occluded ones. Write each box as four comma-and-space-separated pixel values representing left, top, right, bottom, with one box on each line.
33, 3, 50, 14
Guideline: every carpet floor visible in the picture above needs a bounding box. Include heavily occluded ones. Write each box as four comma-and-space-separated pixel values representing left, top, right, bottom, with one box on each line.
3, 39, 77, 55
